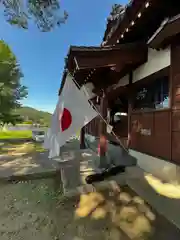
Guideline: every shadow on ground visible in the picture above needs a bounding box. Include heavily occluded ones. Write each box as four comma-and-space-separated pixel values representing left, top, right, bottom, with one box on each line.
65, 185, 180, 240
0, 139, 180, 239
0, 142, 58, 178
1, 179, 180, 240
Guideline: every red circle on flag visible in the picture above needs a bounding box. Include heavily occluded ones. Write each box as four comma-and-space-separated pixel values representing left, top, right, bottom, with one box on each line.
60, 108, 72, 132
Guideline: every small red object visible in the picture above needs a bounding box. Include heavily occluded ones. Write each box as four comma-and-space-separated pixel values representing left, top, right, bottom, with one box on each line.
98, 135, 107, 155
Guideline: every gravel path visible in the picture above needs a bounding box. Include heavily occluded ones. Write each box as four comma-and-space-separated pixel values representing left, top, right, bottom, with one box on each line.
0, 180, 180, 240
0, 139, 180, 239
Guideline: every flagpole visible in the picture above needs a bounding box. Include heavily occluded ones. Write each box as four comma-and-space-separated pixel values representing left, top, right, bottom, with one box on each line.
68, 72, 128, 153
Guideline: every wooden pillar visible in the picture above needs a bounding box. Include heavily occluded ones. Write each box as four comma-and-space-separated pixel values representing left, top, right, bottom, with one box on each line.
98, 90, 108, 164
127, 72, 133, 149
80, 126, 86, 149
170, 36, 180, 163
99, 90, 107, 137
128, 72, 133, 128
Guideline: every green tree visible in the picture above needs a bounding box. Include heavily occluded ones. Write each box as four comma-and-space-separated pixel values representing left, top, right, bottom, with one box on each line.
1, 0, 68, 31
39, 118, 45, 126
0, 113, 23, 126
0, 40, 28, 126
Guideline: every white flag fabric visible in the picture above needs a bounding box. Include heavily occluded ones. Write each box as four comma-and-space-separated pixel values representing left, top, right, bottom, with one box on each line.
44, 74, 98, 158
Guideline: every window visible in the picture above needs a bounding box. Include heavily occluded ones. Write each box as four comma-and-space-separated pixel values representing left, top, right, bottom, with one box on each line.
154, 77, 169, 109
109, 96, 128, 125
133, 76, 169, 110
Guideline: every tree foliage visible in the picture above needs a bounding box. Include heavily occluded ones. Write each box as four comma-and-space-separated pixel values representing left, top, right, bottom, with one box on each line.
1, 0, 68, 31
0, 40, 28, 126
16, 106, 52, 126
0, 113, 23, 126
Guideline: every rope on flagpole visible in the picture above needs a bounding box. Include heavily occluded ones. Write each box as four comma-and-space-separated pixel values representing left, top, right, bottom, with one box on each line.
68, 72, 129, 153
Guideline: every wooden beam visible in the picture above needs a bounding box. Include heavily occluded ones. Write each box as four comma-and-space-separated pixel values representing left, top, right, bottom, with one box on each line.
128, 72, 133, 149
80, 127, 86, 149
99, 93, 107, 137
148, 15, 180, 49
98, 90, 108, 169
75, 43, 147, 70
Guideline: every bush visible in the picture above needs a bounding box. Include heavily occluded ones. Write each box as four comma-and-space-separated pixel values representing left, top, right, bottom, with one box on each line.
22, 121, 33, 125
0, 130, 32, 139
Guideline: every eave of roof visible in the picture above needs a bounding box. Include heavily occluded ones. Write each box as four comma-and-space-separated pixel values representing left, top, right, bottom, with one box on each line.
103, 0, 148, 44
68, 42, 147, 70
69, 44, 133, 52
59, 42, 148, 95
148, 14, 180, 49
103, 0, 180, 46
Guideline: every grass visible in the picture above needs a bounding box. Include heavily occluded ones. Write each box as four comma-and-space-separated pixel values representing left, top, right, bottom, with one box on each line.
16, 123, 32, 126
0, 130, 32, 139
0, 142, 46, 155
34, 143, 46, 152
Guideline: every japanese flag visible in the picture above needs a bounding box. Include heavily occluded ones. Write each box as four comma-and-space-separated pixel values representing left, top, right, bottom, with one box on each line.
44, 74, 98, 158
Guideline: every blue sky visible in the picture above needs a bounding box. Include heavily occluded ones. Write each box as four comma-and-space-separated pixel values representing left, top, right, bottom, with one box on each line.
0, 0, 127, 113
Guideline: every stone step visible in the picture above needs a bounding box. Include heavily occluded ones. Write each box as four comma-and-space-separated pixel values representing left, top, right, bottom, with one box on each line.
126, 166, 180, 230
62, 172, 127, 198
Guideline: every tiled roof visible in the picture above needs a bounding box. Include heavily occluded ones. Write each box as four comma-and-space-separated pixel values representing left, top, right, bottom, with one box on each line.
69, 42, 139, 52
104, 1, 135, 41
103, 0, 146, 42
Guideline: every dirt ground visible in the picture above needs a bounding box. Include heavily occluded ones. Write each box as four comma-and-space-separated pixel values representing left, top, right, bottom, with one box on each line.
0, 179, 180, 240
0, 140, 180, 239
0, 141, 59, 179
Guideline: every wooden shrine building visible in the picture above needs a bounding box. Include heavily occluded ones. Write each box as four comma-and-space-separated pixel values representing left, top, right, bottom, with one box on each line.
59, 0, 180, 183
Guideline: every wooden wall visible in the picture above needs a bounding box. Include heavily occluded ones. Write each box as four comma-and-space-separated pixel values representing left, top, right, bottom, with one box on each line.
85, 116, 100, 136
171, 37, 180, 164
84, 37, 180, 165
85, 98, 128, 141
130, 110, 171, 160
130, 36, 180, 164
85, 98, 100, 136
113, 117, 128, 138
